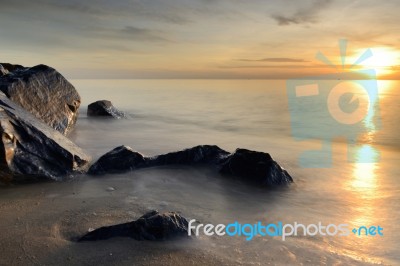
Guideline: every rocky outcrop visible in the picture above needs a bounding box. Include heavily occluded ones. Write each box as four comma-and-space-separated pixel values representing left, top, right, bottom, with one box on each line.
0, 92, 91, 183
87, 100, 126, 119
79, 210, 192, 241
0, 63, 81, 135
88, 145, 293, 186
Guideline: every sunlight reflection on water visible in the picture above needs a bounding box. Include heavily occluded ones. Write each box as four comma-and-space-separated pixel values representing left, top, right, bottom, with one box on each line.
69, 79, 399, 264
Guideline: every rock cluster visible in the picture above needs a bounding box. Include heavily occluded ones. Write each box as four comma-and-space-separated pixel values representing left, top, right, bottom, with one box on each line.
88, 145, 293, 186
0, 62, 295, 243
0, 63, 89, 182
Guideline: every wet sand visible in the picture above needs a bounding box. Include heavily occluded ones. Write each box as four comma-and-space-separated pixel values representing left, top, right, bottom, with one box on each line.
0, 167, 382, 266
0, 173, 226, 266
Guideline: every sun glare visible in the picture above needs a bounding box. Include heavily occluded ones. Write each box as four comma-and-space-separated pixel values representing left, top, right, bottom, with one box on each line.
350, 145, 379, 199
353, 47, 398, 77
366, 48, 397, 67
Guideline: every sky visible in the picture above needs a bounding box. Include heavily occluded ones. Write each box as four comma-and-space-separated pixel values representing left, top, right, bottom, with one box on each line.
0, 0, 399, 79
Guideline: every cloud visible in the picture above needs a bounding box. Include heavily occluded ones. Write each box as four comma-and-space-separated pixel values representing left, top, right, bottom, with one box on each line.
0, 0, 192, 25
237, 58, 309, 62
119, 26, 171, 43
219, 64, 323, 69
271, 0, 332, 26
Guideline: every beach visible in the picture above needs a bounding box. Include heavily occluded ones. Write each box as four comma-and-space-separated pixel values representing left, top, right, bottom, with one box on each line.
0, 79, 398, 265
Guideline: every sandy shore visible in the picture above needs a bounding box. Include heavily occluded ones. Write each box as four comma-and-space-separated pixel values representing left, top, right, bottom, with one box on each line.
0, 166, 383, 266
0, 175, 228, 265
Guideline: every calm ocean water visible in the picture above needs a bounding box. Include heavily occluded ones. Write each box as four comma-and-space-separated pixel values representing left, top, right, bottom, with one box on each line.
0, 80, 400, 265
65, 79, 400, 264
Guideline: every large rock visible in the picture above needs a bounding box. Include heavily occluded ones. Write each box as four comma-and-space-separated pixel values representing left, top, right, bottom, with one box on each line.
219, 149, 292, 186
87, 100, 126, 119
79, 210, 192, 241
0, 92, 91, 183
0, 63, 81, 135
88, 145, 293, 186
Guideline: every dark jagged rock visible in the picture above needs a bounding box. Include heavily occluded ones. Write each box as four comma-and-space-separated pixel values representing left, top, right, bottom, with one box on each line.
0, 63, 81, 135
87, 100, 126, 119
219, 149, 293, 186
0, 92, 91, 183
88, 145, 229, 175
79, 210, 192, 241
88, 145, 145, 175
88, 145, 293, 186
148, 145, 230, 166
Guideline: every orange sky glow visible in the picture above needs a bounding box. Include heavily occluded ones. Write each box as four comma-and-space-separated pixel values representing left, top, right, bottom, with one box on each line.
1, 0, 399, 79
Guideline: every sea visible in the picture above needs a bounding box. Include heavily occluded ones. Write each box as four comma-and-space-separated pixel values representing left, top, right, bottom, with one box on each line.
1, 79, 399, 265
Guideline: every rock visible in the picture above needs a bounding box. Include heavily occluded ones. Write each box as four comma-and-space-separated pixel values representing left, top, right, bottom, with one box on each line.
88, 145, 293, 186
0, 63, 81, 135
219, 149, 293, 186
0, 92, 91, 183
88, 145, 146, 175
148, 145, 230, 166
88, 145, 228, 175
78, 210, 192, 241
87, 100, 126, 118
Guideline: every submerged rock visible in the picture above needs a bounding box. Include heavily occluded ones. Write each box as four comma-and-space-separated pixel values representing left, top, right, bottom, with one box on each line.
79, 210, 191, 241
87, 100, 126, 119
0, 92, 91, 183
0, 63, 81, 135
88, 145, 293, 186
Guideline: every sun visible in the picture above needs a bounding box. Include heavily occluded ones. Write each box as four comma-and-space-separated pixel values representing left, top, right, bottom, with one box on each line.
352, 47, 398, 77
364, 48, 397, 67
315, 41, 399, 79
